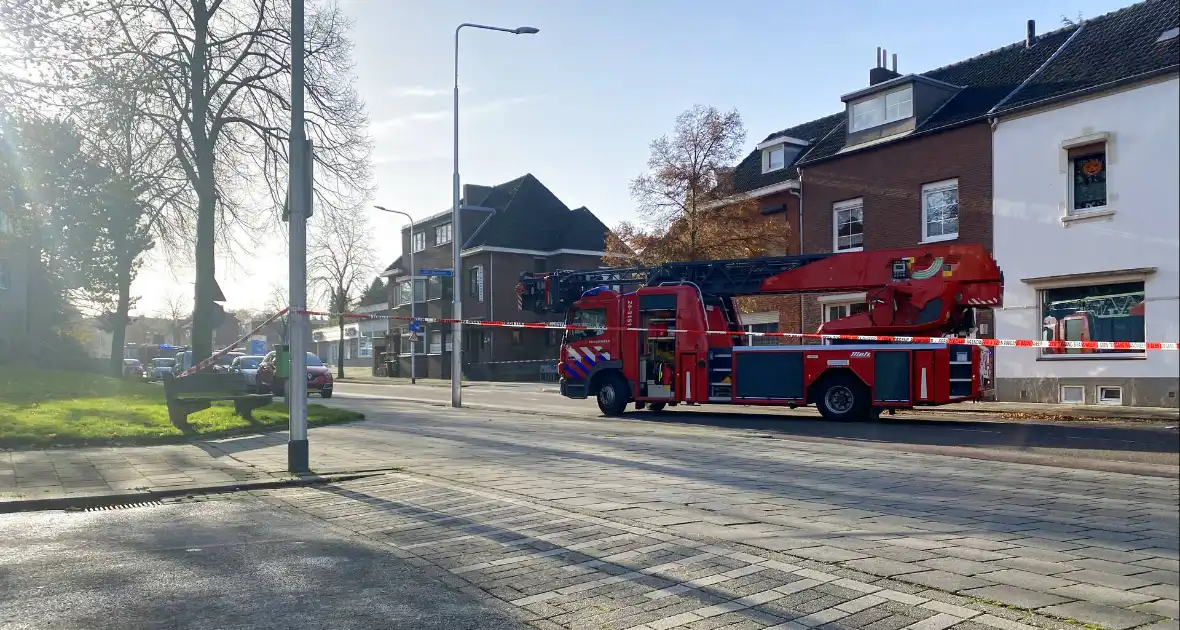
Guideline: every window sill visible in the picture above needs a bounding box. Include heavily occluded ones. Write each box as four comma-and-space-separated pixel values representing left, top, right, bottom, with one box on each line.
762, 166, 785, 175
435, 242, 452, 247
921, 233, 958, 244
834, 246, 863, 254
1037, 353, 1146, 361
1061, 207, 1115, 225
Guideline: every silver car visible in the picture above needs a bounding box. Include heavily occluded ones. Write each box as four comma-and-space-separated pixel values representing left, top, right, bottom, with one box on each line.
230, 355, 266, 392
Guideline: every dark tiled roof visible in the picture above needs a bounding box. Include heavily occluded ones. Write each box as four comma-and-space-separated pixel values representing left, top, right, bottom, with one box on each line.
382, 255, 403, 274
462, 173, 607, 252
997, 0, 1179, 113
731, 113, 844, 193
381, 174, 610, 272
800, 25, 1081, 165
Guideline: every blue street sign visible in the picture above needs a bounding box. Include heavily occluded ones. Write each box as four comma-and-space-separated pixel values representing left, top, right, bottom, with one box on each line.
249, 339, 267, 355
408, 320, 423, 333
419, 268, 453, 277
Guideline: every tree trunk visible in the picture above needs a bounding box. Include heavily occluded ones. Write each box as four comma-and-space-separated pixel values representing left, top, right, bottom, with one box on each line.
108, 256, 132, 378
188, 2, 216, 363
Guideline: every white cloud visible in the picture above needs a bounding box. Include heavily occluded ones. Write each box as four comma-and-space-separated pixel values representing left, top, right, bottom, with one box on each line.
394, 86, 449, 98
369, 95, 544, 137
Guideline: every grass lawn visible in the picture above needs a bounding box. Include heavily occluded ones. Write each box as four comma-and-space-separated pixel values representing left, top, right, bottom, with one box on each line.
0, 368, 364, 450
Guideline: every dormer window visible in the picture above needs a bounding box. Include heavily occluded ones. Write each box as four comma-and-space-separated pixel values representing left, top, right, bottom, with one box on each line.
757, 135, 807, 175
849, 85, 913, 133
767, 145, 785, 171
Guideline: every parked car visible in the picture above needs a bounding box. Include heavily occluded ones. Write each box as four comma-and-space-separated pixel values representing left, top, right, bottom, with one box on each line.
170, 350, 243, 376
213, 352, 244, 373
122, 359, 143, 379
144, 357, 175, 382
256, 351, 333, 398
230, 355, 266, 393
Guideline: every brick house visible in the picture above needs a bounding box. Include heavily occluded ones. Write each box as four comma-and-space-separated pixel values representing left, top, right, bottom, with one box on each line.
380, 173, 613, 381
721, 114, 846, 342
727, 20, 1084, 350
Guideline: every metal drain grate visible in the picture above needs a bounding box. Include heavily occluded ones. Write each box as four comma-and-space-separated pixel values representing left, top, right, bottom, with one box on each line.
83, 501, 163, 512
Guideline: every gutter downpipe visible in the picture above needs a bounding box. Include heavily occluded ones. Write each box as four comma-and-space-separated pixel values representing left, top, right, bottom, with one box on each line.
790, 170, 805, 345
987, 20, 1087, 131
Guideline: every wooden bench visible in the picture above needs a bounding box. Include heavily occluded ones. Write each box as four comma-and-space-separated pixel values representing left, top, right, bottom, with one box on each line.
162, 371, 274, 433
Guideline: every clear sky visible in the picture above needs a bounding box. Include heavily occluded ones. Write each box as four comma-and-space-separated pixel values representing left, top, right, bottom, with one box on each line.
130, 0, 1131, 317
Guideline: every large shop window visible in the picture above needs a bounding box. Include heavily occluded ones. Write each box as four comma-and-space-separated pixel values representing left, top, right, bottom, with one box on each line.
1039, 281, 1145, 357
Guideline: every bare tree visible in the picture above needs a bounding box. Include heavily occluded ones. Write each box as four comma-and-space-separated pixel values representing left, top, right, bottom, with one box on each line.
156, 292, 192, 346
310, 209, 375, 378
0, 0, 375, 363
629, 105, 747, 261
263, 282, 291, 345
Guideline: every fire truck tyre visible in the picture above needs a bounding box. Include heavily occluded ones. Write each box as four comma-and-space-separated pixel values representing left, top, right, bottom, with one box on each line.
596, 375, 629, 417
816, 374, 870, 422
647, 402, 666, 412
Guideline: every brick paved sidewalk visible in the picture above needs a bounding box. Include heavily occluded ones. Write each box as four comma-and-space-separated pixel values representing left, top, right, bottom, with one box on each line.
258, 473, 1176, 630
0, 443, 275, 504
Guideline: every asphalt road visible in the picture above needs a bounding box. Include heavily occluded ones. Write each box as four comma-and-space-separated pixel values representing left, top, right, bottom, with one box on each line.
0, 497, 528, 630
329, 382, 1180, 472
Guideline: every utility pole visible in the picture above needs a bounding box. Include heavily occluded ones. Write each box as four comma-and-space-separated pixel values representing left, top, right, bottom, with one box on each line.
452, 22, 539, 407
287, 0, 309, 473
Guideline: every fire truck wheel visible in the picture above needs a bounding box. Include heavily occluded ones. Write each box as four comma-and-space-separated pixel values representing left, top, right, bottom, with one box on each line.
596, 374, 629, 417
647, 402, 666, 412
815, 373, 870, 422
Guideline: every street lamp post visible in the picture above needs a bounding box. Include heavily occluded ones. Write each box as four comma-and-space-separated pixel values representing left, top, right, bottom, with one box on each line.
374, 206, 417, 384
452, 22, 539, 408
287, 0, 309, 473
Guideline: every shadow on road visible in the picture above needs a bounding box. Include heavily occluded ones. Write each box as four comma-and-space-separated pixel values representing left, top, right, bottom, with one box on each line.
620, 409, 1180, 454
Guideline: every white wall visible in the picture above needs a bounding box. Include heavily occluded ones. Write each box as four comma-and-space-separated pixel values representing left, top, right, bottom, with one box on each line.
992, 77, 1180, 381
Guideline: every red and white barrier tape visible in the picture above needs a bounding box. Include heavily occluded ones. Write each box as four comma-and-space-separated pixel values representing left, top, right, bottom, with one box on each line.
178, 308, 290, 378
297, 310, 1179, 352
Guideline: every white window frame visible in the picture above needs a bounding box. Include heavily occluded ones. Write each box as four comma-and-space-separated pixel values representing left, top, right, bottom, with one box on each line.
434, 222, 452, 246
1062, 134, 1111, 219
921, 178, 959, 243
762, 144, 786, 173
819, 293, 869, 345
411, 231, 426, 252
849, 85, 914, 133
832, 198, 864, 253
1097, 385, 1123, 405
1060, 385, 1085, 404
428, 330, 443, 355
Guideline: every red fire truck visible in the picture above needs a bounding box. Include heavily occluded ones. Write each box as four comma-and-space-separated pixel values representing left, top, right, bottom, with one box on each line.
517, 244, 1003, 420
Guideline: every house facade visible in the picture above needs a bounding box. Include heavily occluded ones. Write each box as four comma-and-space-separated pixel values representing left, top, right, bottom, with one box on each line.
311, 302, 390, 369
991, 5, 1179, 406
381, 174, 612, 381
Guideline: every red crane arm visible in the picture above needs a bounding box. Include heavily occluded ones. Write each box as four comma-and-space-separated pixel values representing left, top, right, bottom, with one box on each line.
758, 244, 1004, 337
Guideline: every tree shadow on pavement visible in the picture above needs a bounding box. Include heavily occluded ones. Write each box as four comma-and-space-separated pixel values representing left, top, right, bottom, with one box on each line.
0, 498, 528, 630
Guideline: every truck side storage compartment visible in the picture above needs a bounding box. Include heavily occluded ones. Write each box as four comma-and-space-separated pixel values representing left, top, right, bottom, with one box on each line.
872, 351, 910, 403
732, 348, 805, 401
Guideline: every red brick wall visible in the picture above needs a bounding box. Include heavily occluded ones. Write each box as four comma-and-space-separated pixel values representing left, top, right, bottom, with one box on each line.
797, 123, 995, 337
734, 189, 805, 341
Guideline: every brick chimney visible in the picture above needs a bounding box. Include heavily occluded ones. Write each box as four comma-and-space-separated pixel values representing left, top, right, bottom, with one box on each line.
869, 47, 902, 86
